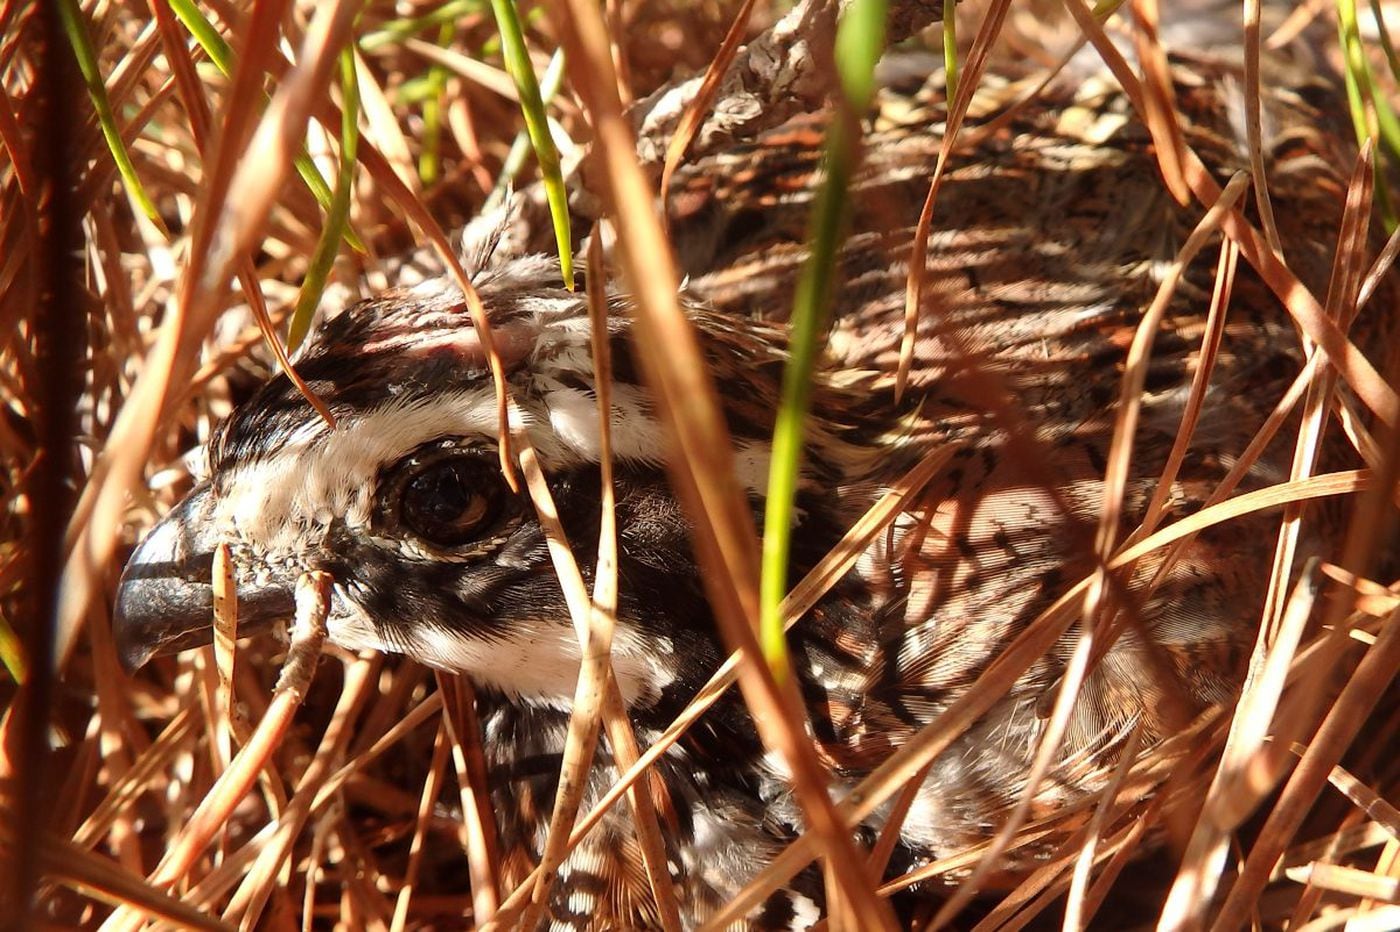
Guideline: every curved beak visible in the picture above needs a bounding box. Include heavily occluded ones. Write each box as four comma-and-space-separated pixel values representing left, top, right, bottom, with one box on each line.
114, 483, 295, 672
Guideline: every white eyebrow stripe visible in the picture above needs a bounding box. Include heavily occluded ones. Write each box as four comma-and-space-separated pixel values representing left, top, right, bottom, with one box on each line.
215, 388, 503, 553
215, 385, 775, 555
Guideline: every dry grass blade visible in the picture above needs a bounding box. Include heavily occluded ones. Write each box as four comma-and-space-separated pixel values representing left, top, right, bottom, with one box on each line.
865, 760, 934, 886
490, 405, 674, 927
1357, 222, 1400, 310
1128, 0, 1189, 206
658, 0, 759, 230
21, 830, 234, 932
1137, 236, 1239, 537
926, 171, 1249, 931
1063, 725, 1145, 931
438, 672, 502, 923
220, 657, 376, 929
967, 743, 1201, 932
1059, 0, 1399, 429
1367, 840, 1400, 914
705, 466, 1378, 926
71, 707, 196, 850
399, 37, 519, 101
1243, 0, 1284, 256
0, 85, 36, 201
584, 229, 682, 929
1313, 757, 1400, 839
1262, 142, 1374, 633
707, 601, 1089, 925
896, 0, 1013, 403
1211, 604, 1400, 930
352, 45, 417, 193
1159, 564, 1320, 931
335, 127, 520, 490
313, 692, 445, 812
1284, 862, 1399, 903
98, 571, 330, 932
1267, 0, 1329, 48
389, 722, 452, 932
547, 0, 895, 925
1294, 905, 1400, 932
511, 235, 657, 924
490, 445, 953, 921
243, 267, 337, 428
211, 543, 238, 772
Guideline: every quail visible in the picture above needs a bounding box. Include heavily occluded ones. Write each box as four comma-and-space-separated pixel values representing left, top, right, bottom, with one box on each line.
113, 32, 1393, 931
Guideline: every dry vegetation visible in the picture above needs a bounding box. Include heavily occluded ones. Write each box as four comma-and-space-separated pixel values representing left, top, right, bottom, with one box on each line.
2, 0, 1399, 929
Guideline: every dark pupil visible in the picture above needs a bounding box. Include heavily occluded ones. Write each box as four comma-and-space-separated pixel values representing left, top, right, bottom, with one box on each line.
402, 461, 488, 545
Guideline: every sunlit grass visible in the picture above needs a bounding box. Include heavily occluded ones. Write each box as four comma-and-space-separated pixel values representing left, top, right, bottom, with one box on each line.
6, 0, 1398, 928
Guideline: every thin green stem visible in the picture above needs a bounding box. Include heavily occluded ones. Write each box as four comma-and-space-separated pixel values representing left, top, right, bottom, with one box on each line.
166, 0, 366, 250
288, 49, 361, 353
942, 0, 958, 105
485, 49, 566, 211
760, 0, 886, 679
59, 0, 165, 230
1338, 0, 1398, 229
488, 0, 573, 286
359, 0, 482, 52
0, 608, 25, 684
418, 21, 453, 186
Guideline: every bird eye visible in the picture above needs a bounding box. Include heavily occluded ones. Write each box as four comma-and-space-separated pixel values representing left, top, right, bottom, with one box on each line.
395, 453, 503, 548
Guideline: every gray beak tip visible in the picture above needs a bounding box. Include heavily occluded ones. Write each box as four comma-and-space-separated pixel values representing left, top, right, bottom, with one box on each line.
112, 568, 213, 673
113, 484, 296, 672
115, 630, 158, 675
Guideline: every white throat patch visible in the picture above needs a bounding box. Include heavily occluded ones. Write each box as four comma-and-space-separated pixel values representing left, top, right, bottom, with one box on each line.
325, 594, 676, 706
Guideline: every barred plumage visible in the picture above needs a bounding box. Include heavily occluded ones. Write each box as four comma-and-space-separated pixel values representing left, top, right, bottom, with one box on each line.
114, 27, 1394, 931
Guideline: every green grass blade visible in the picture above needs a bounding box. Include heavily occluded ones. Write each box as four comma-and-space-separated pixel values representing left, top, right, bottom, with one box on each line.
488, 0, 573, 287
418, 22, 453, 186
485, 48, 566, 211
1338, 0, 1398, 230
1370, 0, 1400, 82
359, 0, 482, 52
166, 0, 366, 251
0, 608, 25, 684
760, 0, 886, 679
288, 49, 361, 353
942, 0, 958, 104
166, 0, 232, 70
59, 0, 166, 231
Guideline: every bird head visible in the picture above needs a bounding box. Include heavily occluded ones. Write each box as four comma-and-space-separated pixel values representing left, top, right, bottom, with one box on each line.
114, 256, 884, 708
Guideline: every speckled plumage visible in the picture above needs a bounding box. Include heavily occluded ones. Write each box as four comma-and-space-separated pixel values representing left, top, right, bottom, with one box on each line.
115, 40, 1394, 930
